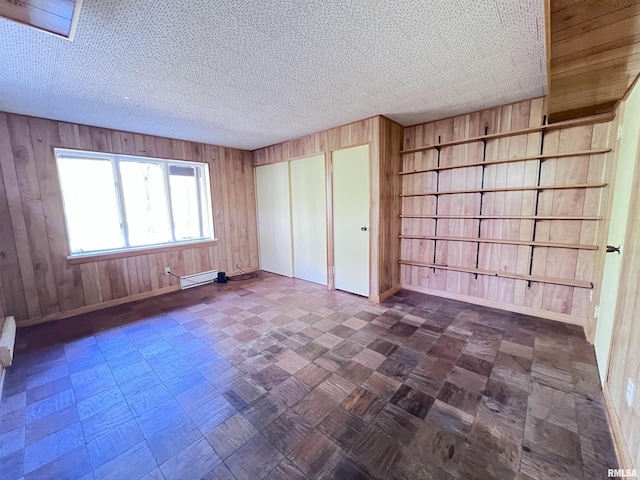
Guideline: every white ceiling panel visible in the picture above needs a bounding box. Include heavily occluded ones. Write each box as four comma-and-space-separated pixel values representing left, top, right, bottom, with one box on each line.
0, 0, 546, 150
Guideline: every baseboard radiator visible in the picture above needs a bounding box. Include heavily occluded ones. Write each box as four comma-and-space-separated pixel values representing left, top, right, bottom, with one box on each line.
179, 269, 219, 290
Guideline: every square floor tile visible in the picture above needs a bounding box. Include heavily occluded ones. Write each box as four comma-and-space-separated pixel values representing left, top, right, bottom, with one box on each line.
225, 434, 283, 480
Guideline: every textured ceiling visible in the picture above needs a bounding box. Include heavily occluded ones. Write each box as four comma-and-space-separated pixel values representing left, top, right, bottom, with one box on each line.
0, 0, 547, 150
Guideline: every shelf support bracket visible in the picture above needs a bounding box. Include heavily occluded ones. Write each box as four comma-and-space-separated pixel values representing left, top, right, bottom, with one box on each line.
475, 126, 489, 278
527, 115, 547, 287
432, 137, 441, 273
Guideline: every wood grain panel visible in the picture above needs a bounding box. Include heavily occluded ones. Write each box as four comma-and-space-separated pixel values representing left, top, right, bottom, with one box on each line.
6, 115, 60, 316
0, 145, 27, 320
79, 263, 102, 306
378, 117, 403, 298
548, 0, 640, 122
401, 98, 616, 325
0, 112, 258, 325
603, 86, 640, 473
98, 260, 112, 302
28, 117, 85, 312
0, 113, 39, 319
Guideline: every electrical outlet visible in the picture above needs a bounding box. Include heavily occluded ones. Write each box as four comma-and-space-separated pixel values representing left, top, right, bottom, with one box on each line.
164, 266, 171, 276
626, 378, 635, 407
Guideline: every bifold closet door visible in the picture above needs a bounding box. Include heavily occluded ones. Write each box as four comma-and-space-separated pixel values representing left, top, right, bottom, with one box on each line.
290, 155, 327, 285
255, 162, 293, 277
332, 144, 370, 296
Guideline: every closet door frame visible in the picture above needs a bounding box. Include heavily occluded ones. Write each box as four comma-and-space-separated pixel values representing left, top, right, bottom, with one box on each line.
328, 141, 374, 297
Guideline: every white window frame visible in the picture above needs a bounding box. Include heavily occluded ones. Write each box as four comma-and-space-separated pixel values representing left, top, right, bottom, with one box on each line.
55, 148, 215, 258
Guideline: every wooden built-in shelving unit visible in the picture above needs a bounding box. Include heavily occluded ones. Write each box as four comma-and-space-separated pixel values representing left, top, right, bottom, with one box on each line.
399, 102, 614, 297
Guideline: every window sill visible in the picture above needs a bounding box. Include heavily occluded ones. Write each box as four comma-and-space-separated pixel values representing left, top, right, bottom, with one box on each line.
66, 239, 219, 265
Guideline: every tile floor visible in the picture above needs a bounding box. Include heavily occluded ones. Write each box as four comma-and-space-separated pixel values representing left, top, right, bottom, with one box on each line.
0, 272, 618, 479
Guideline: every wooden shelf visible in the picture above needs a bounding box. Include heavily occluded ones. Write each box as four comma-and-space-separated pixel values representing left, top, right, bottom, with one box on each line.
398, 148, 610, 175
399, 214, 603, 220
398, 260, 593, 289
400, 183, 607, 198
399, 235, 598, 250
399, 112, 615, 155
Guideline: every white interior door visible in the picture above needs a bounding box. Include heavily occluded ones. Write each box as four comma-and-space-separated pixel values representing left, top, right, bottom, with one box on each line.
255, 162, 293, 277
332, 145, 370, 296
594, 82, 640, 384
290, 155, 327, 285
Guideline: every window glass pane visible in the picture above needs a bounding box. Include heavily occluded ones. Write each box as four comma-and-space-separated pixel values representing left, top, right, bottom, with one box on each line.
199, 166, 213, 238
169, 165, 202, 240
57, 157, 124, 253
119, 161, 172, 247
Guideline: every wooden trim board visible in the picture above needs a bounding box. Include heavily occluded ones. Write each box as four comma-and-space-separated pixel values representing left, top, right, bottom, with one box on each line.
67, 240, 220, 264
603, 387, 634, 472
17, 285, 181, 328
401, 283, 585, 327
370, 285, 401, 303
399, 235, 598, 250
399, 214, 602, 220
399, 113, 615, 154
399, 148, 610, 175
401, 183, 607, 197
16, 266, 262, 328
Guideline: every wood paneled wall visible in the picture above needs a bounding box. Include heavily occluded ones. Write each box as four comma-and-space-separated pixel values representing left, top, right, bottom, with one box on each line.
253, 117, 375, 168
400, 98, 618, 325
252, 116, 402, 301
378, 117, 403, 296
0, 112, 259, 326
602, 86, 640, 473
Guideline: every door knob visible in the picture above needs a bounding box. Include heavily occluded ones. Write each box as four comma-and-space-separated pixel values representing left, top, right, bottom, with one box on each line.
606, 245, 621, 254
361, 226, 368, 231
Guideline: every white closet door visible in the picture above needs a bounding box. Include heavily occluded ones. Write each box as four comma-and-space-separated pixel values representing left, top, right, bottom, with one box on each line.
332, 145, 370, 296
290, 155, 327, 285
255, 162, 293, 277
